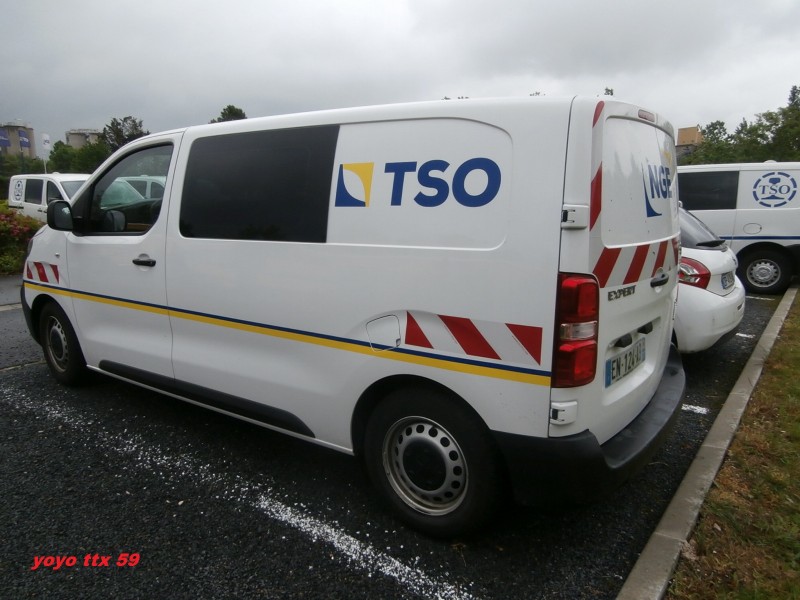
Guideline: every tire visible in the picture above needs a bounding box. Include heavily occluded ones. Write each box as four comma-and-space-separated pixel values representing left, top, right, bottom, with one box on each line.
738, 249, 792, 294
363, 387, 504, 538
39, 302, 87, 386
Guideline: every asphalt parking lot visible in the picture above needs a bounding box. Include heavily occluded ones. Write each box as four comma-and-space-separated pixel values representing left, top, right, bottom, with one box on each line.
0, 275, 781, 599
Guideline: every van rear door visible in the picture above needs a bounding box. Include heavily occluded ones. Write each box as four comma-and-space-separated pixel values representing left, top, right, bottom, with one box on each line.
555, 98, 680, 445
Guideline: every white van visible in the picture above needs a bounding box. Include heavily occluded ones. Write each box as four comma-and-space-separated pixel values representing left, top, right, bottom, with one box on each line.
21, 97, 685, 537
677, 162, 800, 293
8, 173, 90, 221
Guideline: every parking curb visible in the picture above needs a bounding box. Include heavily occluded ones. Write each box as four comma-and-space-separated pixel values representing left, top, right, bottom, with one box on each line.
616, 286, 798, 600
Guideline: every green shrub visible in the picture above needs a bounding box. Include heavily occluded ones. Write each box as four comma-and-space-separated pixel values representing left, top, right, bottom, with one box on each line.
0, 202, 44, 275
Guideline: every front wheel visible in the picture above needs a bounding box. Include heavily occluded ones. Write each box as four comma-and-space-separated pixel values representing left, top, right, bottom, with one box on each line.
738, 250, 792, 294
363, 387, 504, 538
39, 302, 87, 385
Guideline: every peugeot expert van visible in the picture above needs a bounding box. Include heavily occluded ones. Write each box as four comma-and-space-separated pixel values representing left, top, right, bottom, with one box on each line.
677, 162, 800, 293
22, 97, 685, 537
8, 173, 90, 222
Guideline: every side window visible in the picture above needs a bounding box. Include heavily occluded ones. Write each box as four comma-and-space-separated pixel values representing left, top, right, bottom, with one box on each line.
179, 126, 339, 242
46, 181, 65, 204
73, 145, 173, 235
678, 171, 739, 211
24, 179, 43, 205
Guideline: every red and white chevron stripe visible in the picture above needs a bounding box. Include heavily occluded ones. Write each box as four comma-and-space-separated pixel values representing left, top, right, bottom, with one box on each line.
405, 311, 543, 365
26, 261, 60, 284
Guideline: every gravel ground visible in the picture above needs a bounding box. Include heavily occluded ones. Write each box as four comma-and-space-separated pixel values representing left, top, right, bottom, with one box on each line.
0, 284, 780, 599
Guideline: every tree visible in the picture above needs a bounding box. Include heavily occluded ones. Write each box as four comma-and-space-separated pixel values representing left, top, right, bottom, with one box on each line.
103, 116, 149, 151
209, 105, 247, 123
47, 141, 77, 172
73, 141, 112, 173
680, 85, 800, 165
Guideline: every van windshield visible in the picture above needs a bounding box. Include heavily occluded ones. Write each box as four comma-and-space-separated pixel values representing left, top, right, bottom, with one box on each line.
62, 180, 87, 198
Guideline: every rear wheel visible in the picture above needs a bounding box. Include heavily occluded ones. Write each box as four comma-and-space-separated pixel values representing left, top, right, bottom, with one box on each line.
39, 302, 87, 385
363, 387, 504, 538
738, 249, 792, 294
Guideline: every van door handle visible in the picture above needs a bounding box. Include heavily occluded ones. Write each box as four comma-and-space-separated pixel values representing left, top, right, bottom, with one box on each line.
132, 255, 157, 267
650, 272, 669, 288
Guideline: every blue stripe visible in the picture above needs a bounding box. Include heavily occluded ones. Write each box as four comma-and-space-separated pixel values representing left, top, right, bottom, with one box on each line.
26, 279, 552, 379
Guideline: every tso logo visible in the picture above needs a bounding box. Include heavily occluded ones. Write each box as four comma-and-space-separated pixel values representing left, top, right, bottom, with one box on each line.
642, 164, 672, 217
335, 158, 501, 208
13, 179, 24, 203
752, 171, 797, 208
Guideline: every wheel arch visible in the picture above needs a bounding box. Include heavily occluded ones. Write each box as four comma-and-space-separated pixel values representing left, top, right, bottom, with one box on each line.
28, 293, 63, 345
736, 241, 794, 266
350, 375, 487, 458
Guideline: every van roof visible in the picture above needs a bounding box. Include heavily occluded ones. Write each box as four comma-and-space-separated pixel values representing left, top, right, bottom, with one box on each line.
137, 96, 674, 143
679, 162, 800, 171
12, 173, 91, 181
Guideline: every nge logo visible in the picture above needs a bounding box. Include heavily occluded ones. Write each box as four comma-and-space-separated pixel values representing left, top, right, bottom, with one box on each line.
335, 158, 501, 208
642, 164, 672, 217
753, 171, 797, 208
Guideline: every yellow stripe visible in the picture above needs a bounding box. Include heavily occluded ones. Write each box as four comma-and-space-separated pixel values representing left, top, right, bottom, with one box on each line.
25, 281, 550, 386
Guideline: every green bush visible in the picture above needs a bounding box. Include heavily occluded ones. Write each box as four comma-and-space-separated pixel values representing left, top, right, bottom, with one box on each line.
0, 202, 43, 275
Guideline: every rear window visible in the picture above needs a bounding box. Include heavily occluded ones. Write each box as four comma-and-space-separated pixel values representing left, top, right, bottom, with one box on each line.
680, 208, 725, 250
677, 171, 738, 211
601, 118, 677, 246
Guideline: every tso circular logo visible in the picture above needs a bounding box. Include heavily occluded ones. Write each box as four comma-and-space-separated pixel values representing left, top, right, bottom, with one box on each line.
13, 179, 24, 202
752, 171, 797, 207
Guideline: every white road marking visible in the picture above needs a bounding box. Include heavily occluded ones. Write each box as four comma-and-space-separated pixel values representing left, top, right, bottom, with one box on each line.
681, 404, 709, 415
1, 384, 480, 600
736, 333, 755, 339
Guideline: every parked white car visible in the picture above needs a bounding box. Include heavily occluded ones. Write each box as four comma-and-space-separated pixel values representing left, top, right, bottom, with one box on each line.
674, 208, 746, 352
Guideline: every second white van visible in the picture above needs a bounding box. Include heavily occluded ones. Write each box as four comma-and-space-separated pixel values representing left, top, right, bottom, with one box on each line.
8, 173, 90, 222
677, 162, 800, 293
22, 97, 685, 537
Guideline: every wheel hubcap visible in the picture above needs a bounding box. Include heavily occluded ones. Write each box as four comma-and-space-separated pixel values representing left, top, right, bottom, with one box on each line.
382, 417, 467, 515
748, 260, 780, 288
46, 317, 69, 372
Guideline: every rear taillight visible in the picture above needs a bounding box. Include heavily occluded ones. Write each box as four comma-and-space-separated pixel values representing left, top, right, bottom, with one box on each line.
679, 257, 710, 289
553, 274, 599, 387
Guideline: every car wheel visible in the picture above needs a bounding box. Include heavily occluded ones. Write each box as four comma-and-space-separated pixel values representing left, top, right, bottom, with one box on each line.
738, 250, 792, 294
363, 387, 504, 538
39, 302, 87, 385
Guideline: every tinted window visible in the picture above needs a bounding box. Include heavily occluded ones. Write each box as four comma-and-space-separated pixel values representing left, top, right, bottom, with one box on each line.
678, 171, 738, 211
679, 208, 725, 250
24, 179, 43, 204
46, 181, 64, 204
180, 126, 339, 242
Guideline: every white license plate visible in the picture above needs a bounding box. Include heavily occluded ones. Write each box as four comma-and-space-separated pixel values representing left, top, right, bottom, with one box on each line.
605, 338, 646, 387
721, 271, 734, 290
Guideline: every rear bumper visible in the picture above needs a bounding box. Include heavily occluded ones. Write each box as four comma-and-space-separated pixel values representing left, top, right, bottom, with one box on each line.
492, 344, 685, 506
674, 281, 746, 353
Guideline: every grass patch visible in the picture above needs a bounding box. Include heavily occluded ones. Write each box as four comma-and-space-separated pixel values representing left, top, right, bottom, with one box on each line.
667, 293, 800, 599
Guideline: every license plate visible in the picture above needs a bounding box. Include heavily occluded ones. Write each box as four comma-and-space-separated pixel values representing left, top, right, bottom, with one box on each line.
605, 338, 646, 387
721, 271, 734, 290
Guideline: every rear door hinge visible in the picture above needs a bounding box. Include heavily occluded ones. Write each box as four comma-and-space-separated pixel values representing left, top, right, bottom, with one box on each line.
561, 205, 590, 229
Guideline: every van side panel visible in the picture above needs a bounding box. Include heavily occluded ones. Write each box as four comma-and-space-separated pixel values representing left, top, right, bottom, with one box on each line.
165, 105, 573, 450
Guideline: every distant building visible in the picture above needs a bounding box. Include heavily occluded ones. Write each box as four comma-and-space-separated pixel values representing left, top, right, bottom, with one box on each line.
0, 122, 37, 158
65, 129, 102, 149
677, 126, 703, 159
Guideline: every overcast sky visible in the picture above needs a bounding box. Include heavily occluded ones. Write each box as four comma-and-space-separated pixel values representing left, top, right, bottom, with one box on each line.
3, 0, 799, 153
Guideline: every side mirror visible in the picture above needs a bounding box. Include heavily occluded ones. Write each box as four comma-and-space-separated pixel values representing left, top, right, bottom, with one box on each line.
47, 200, 74, 231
